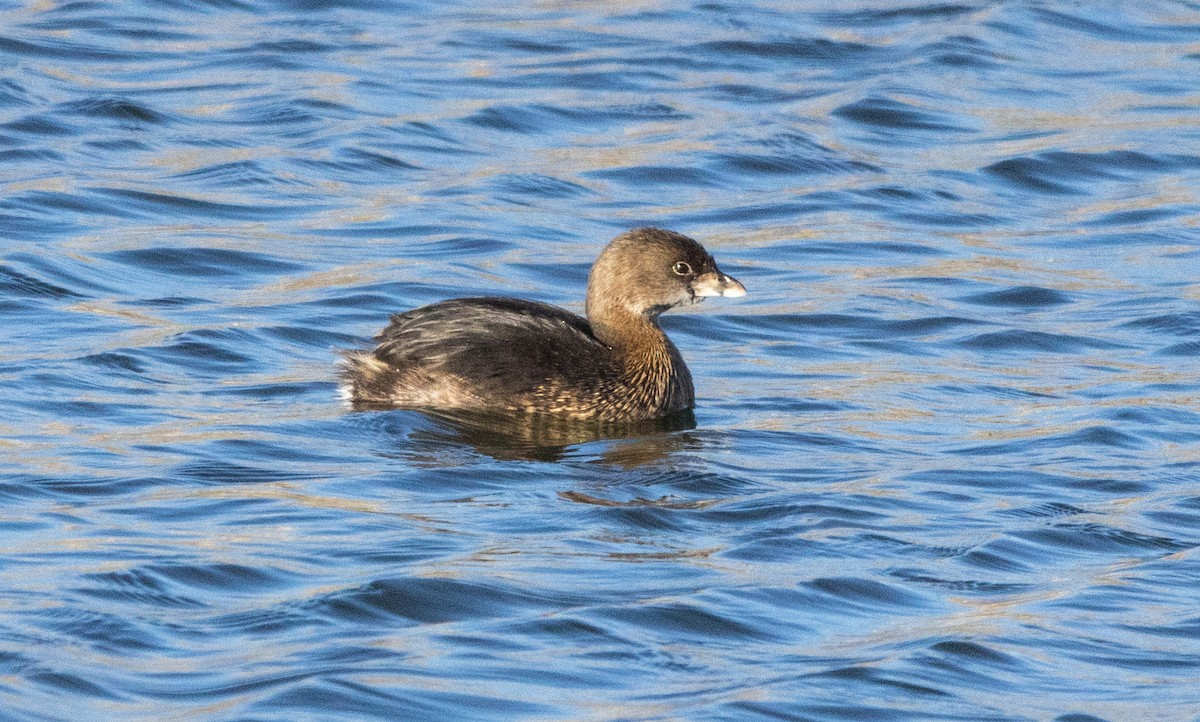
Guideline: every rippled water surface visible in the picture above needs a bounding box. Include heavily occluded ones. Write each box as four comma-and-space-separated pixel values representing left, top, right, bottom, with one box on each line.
3, 1, 1200, 719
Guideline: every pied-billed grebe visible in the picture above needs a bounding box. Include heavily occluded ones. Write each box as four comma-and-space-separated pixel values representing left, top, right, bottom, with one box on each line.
341, 227, 745, 422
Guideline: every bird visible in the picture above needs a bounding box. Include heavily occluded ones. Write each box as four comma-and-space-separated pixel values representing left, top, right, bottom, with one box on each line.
341, 227, 745, 422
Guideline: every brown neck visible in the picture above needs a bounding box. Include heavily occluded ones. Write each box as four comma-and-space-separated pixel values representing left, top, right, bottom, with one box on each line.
589, 300, 659, 348
588, 304, 693, 414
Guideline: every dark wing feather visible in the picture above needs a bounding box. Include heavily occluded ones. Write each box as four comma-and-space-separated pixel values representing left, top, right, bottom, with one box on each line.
371, 297, 612, 397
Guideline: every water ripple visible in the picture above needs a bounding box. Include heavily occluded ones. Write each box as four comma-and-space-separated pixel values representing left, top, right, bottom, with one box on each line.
835, 95, 974, 133
983, 151, 1200, 195
3, 0, 1200, 719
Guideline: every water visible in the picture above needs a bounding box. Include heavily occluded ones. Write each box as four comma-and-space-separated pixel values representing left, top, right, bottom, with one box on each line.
2, 1, 1199, 719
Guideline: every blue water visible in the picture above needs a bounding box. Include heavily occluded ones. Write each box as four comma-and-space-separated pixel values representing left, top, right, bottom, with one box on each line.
2, 1, 1199, 719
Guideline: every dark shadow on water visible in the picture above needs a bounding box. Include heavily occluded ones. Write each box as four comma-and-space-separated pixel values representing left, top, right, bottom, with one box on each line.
350, 403, 698, 464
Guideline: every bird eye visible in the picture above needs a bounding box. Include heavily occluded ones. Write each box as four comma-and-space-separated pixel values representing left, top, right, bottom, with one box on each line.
672, 261, 692, 276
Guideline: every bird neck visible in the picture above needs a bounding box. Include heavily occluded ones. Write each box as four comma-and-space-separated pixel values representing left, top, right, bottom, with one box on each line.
587, 301, 664, 355
588, 305, 693, 414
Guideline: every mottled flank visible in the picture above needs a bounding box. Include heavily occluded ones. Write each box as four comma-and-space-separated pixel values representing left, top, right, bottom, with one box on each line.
342, 297, 616, 411
341, 229, 741, 422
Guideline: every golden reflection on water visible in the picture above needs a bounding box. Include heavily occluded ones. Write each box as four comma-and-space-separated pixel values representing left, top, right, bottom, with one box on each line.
358, 407, 699, 464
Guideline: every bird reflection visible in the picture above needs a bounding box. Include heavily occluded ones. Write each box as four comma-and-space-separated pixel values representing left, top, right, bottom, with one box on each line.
354, 402, 698, 464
